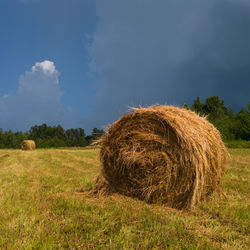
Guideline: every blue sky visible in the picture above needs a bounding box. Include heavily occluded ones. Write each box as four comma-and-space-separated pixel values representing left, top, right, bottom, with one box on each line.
0, 0, 250, 133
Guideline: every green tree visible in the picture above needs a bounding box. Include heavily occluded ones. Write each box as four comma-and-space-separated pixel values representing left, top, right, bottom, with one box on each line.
204, 96, 229, 120
86, 128, 105, 144
14, 132, 25, 148
91, 128, 104, 141
190, 97, 205, 115
234, 103, 250, 140
3, 130, 16, 148
190, 96, 236, 140
0, 128, 4, 148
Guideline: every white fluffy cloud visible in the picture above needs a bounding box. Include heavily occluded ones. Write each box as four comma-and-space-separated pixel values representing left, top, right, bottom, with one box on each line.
0, 60, 64, 131
31, 60, 58, 76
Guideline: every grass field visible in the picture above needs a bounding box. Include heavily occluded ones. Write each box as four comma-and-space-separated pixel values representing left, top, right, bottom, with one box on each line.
0, 148, 249, 249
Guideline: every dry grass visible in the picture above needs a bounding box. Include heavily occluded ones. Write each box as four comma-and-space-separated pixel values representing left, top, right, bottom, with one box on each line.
93, 105, 227, 209
0, 148, 248, 249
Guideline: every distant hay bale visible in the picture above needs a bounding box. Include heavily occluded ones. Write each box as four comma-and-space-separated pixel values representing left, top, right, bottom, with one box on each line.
92, 105, 227, 210
21, 140, 36, 150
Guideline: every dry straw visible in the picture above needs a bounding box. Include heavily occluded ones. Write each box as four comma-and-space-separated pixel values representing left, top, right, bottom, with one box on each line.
21, 140, 36, 150
92, 105, 227, 210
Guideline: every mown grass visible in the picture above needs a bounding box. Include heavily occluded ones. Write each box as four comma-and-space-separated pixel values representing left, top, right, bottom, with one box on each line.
0, 148, 249, 249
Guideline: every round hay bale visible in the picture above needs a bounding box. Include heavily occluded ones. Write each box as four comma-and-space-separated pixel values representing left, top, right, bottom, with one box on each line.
93, 105, 227, 210
21, 140, 36, 150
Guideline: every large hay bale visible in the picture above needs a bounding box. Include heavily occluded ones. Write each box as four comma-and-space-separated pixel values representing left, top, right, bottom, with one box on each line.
93, 105, 227, 210
21, 140, 36, 150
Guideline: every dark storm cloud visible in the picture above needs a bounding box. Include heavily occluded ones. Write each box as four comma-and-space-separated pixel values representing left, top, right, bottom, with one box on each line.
88, 0, 250, 128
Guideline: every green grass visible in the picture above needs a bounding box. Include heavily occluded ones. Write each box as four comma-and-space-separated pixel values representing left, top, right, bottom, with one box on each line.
225, 140, 250, 148
0, 148, 249, 249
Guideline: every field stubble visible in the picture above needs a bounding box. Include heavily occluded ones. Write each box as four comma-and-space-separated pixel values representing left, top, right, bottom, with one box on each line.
0, 148, 249, 249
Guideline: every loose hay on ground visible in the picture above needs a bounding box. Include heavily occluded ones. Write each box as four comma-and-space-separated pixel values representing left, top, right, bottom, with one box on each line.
91, 105, 227, 210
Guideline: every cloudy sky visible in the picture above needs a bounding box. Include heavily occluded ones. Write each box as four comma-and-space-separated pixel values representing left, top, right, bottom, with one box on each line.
0, 0, 250, 133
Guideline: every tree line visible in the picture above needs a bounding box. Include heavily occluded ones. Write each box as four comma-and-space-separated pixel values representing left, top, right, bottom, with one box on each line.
0, 125, 104, 149
184, 96, 250, 141
0, 96, 249, 149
